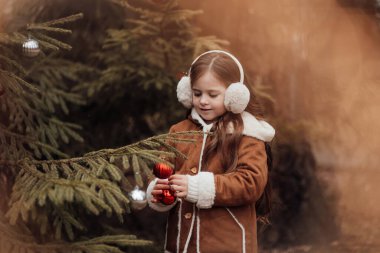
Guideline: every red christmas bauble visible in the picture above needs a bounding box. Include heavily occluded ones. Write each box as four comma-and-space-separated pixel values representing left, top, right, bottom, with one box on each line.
153, 163, 173, 179
159, 189, 176, 205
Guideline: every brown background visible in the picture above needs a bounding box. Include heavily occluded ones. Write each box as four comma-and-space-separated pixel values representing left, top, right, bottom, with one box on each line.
181, 0, 380, 249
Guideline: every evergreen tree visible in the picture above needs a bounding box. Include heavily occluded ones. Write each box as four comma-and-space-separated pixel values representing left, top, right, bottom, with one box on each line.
7, 0, 229, 151
73, 0, 229, 148
0, 11, 200, 253
0, 1, 231, 252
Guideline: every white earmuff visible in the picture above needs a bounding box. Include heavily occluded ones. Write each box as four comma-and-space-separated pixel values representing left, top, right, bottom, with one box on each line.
224, 82, 250, 114
176, 76, 192, 109
177, 50, 250, 114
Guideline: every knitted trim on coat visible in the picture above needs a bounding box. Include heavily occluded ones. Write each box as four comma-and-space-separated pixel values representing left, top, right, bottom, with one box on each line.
186, 172, 216, 208
195, 172, 215, 209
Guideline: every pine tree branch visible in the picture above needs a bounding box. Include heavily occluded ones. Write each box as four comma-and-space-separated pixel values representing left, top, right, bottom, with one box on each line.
8, 163, 126, 218
30, 13, 84, 28
50, 88, 86, 105
0, 70, 41, 94
0, 32, 27, 45
28, 25, 72, 34
0, 124, 69, 159
25, 13, 83, 36
0, 214, 152, 253
6, 131, 199, 226
23, 131, 199, 166
0, 44, 21, 65
112, 0, 151, 16
50, 118, 82, 130
27, 26, 72, 34
34, 33, 72, 50
0, 55, 27, 74
72, 234, 153, 247
1, 72, 84, 152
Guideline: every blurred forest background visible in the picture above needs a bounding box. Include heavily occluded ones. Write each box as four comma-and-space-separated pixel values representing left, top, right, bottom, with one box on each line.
0, 0, 380, 252
181, 0, 380, 252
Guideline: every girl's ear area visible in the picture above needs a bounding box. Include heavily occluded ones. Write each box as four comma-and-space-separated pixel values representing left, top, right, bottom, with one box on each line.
177, 76, 193, 108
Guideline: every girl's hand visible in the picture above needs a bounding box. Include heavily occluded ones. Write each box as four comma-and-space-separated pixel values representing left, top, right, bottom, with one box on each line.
151, 179, 170, 203
168, 174, 188, 198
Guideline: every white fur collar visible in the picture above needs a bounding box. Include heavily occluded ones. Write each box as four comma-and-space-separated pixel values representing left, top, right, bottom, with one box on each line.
190, 108, 214, 132
190, 108, 275, 142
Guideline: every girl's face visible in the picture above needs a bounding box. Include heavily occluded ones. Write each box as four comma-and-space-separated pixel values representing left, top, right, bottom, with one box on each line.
192, 71, 227, 124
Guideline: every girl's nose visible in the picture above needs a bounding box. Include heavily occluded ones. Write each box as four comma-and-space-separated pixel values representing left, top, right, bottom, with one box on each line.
199, 96, 209, 105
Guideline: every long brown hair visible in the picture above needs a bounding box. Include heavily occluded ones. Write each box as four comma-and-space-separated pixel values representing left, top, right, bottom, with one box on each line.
189, 52, 272, 222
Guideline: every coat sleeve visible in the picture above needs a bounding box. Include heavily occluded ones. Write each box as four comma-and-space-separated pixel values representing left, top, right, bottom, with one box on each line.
213, 137, 268, 207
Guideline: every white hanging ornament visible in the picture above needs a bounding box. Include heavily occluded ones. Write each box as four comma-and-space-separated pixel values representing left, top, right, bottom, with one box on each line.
129, 186, 147, 211
22, 38, 40, 57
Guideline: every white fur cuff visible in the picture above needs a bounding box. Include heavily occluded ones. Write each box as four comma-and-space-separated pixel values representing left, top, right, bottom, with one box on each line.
195, 172, 216, 209
146, 178, 177, 212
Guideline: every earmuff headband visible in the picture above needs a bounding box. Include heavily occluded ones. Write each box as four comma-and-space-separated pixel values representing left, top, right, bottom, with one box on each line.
189, 50, 245, 83
177, 49, 250, 114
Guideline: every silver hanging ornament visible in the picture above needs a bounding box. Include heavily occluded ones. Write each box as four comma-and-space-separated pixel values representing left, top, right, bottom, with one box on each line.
22, 38, 40, 57
129, 186, 147, 211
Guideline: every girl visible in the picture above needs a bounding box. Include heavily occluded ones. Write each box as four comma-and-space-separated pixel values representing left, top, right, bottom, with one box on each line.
146, 50, 275, 253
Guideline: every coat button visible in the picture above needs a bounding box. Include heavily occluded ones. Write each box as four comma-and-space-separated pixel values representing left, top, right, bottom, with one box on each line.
190, 167, 197, 174
184, 212, 192, 219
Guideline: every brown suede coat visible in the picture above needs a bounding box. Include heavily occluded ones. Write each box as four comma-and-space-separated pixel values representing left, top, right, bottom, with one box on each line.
164, 116, 268, 253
